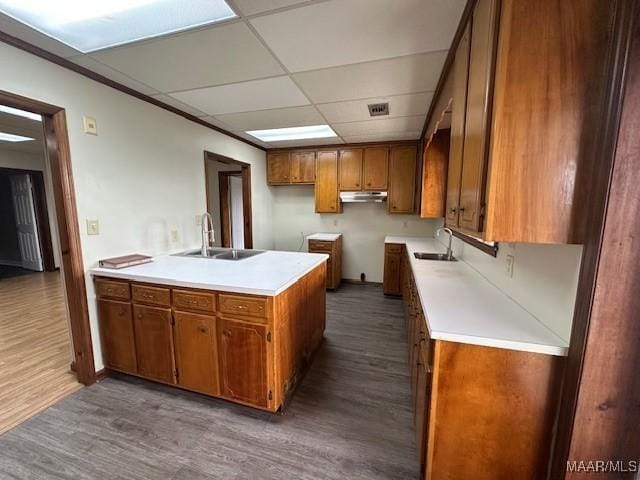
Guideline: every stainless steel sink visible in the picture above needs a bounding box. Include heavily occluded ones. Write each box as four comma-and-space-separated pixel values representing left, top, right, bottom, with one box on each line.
174, 248, 265, 261
414, 252, 457, 262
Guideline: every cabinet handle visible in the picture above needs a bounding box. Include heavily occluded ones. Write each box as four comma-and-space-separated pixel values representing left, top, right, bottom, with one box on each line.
199, 326, 208, 334
392, 205, 397, 210
234, 304, 248, 310
106, 287, 114, 293
459, 207, 466, 213
356, 183, 360, 187
223, 329, 232, 337
142, 292, 154, 299
367, 183, 371, 186
137, 313, 143, 319
449, 207, 457, 214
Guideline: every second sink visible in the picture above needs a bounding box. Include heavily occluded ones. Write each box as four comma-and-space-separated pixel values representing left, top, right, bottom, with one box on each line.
414, 252, 457, 262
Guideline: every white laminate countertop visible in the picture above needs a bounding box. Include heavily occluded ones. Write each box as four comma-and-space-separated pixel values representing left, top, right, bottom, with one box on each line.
90, 250, 328, 296
307, 233, 342, 241
385, 235, 568, 356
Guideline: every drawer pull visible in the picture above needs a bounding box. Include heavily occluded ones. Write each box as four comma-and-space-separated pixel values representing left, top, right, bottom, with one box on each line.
234, 305, 248, 310
142, 293, 154, 299
199, 326, 208, 334
223, 329, 231, 337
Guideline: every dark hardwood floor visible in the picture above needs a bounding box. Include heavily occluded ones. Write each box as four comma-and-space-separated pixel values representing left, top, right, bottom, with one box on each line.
0, 284, 418, 479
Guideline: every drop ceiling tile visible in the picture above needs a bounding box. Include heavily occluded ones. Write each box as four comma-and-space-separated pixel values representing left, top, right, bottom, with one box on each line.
332, 115, 426, 137
233, 0, 314, 16
201, 116, 235, 131
266, 137, 344, 148
69, 56, 160, 95
91, 22, 284, 92
294, 52, 446, 104
317, 92, 432, 124
170, 76, 310, 115
216, 106, 324, 131
0, 13, 81, 58
151, 94, 209, 117
231, 131, 272, 148
342, 132, 422, 143
250, 0, 465, 72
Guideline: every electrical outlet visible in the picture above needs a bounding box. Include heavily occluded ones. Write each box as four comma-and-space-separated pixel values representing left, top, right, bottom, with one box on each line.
170, 230, 179, 243
505, 254, 515, 278
403, 221, 409, 229
333, 219, 338, 227
86, 219, 99, 235
83, 116, 97, 135
195, 215, 202, 226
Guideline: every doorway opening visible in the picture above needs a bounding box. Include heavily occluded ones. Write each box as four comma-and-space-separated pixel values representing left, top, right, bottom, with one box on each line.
204, 151, 253, 249
0, 91, 95, 433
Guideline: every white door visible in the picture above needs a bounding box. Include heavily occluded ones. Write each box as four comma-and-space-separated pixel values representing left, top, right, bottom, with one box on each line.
229, 175, 245, 249
10, 174, 43, 271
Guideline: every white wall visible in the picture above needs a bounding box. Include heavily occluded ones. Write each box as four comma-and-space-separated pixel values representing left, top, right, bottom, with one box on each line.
441, 234, 582, 343
272, 185, 439, 282
205, 159, 241, 247
0, 147, 62, 267
0, 42, 272, 371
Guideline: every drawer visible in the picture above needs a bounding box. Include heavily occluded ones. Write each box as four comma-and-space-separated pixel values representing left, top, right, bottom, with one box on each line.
219, 294, 268, 320
386, 243, 403, 253
173, 289, 216, 314
95, 279, 130, 300
309, 240, 333, 252
132, 284, 171, 307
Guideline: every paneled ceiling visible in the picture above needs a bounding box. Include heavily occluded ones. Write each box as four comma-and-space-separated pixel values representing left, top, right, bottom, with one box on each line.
0, 111, 44, 154
0, 0, 466, 148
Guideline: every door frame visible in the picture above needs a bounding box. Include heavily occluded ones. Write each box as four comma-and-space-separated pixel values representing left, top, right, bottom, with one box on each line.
0, 90, 95, 385
203, 151, 253, 249
218, 171, 243, 248
0, 167, 56, 271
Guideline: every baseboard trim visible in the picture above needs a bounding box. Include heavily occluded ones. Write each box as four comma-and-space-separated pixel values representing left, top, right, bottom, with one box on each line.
341, 278, 383, 286
95, 368, 108, 382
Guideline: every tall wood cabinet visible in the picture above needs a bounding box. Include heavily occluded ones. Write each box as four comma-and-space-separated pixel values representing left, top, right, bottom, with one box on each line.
315, 151, 341, 213
433, 0, 615, 243
388, 146, 417, 214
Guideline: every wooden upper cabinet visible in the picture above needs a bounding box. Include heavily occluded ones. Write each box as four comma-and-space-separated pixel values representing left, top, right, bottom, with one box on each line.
133, 304, 175, 384
338, 149, 363, 190
459, 0, 499, 235
421, 129, 450, 218
173, 311, 219, 396
484, 0, 614, 243
218, 318, 268, 408
315, 151, 340, 213
363, 147, 389, 190
290, 151, 316, 184
388, 146, 417, 214
97, 299, 137, 373
267, 152, 290, 184
446, 22, 471, 227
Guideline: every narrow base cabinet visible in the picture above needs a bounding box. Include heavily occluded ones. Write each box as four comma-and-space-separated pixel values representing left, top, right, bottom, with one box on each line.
308, 236, 342, 290
402, 253, 564, 479
94, 263, 326, 412
383, 243, 406, 295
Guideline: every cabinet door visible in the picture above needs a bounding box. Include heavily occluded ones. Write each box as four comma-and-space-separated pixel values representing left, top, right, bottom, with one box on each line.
315, 151, 340, 213
98, 299, 137, 373
414, 340, 431, 471
459, 0, 499, 234
383, 244, 403, 295
290, 151, 316, 183
446, 22, 471, 227
421, 129, 450, 218
218, 318, 268, 408
267, 152, 291, 184
338, 149, 363, 190
173, 311, 219, 396
363, 147, 389, 190
133, 304, 175, 383
388, 146, 417, 214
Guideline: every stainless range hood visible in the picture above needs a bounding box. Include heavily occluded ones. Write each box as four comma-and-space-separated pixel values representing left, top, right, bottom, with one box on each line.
340, 191, 388, 203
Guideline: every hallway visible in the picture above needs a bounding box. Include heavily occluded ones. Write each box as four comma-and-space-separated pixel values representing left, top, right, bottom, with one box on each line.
0, 271, 81, 434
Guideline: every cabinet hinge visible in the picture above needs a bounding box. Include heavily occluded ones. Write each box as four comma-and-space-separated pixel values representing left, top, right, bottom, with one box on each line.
480, 204, 486, 218
268, 390, 273, 401
267, 331, 272, 342
174, 368, 179, 379
170, 316, 175, 326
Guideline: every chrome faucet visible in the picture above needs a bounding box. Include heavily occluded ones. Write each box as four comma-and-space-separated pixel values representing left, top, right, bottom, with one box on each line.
437, 227, 454, 261
201, 212, 215, 256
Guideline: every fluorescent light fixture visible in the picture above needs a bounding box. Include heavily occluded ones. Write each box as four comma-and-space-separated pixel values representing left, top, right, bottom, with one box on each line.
0, 105, 42, 121
247, 125, 338, 142
0, 132, 35, 142
0, 0, 237, 53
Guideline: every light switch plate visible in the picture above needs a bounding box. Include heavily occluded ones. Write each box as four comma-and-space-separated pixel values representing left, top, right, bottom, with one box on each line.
86, 219, 99, 235
170, 229, 179, 242
196, 215, 203, 226
83, 116, 97, 135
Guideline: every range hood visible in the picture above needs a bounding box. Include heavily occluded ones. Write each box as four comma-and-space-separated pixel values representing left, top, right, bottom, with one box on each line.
340, 191, 388, 203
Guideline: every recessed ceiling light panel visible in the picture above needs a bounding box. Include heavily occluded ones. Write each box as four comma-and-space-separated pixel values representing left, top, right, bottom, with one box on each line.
0, 132, 35, 142
0, 0, 237, 53
0, 105, 42, 121
246, 125, 337, 142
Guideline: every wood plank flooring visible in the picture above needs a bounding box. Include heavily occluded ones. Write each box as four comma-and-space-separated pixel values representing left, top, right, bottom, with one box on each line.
0, 284, 418, 479
0, 272, 81, 434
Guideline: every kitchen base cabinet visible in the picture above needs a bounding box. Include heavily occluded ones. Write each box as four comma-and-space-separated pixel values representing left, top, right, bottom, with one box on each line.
218, 318, 269, 408
383, 243, 405, 295
173, 311, 219, 396
402, 251, 564, 479
94, 265, 326, 412
308, 236, 342, 290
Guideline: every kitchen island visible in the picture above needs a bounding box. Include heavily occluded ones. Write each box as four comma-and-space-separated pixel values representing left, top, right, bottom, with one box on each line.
90, 250, 328, 412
